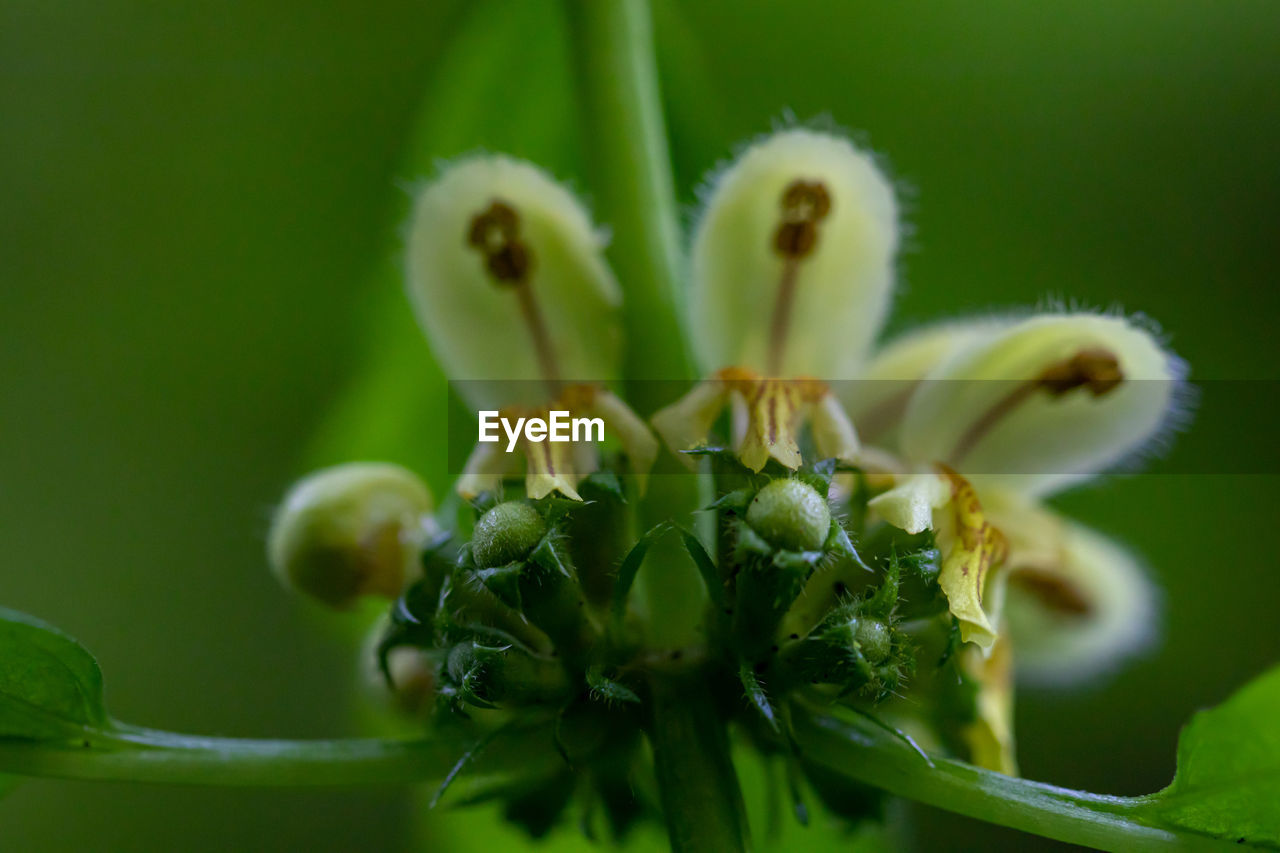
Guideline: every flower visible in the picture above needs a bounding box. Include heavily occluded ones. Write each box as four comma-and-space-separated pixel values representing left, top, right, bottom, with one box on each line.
648, 126, 1183, 774
652, 128, 896, 471
856, 312, 1183, 770
405, 155, 657, 500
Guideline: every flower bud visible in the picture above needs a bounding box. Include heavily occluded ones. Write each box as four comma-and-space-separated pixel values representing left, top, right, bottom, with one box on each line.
268, 463, 433, 609
689, 128, 898, 378
745, 478, 831, 552
406, 155, 623, 409
899, 313, 1184, 497
471, 502, 547, 568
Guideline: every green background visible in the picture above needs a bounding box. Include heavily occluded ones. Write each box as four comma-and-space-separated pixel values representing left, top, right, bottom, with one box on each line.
2, 0, 1277, 849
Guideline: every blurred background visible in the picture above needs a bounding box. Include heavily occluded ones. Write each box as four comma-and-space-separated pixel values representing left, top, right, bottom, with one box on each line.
2, 0, 1278, 849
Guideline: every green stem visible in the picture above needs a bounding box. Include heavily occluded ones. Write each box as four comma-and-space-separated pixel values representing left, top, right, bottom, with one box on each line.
0, 723, 558, 788
562, 0, 692, 402
647, 674, 748, 853
562, 0, 706, 647
791, 709, 1221, 852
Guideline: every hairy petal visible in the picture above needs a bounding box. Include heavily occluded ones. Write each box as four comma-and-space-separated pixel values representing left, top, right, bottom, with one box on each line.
840, 318, 1006, 448
406, 155, 622, 410
689, 128, 898, 378
899, 312, 1184, 498
992, 494, 1158, 685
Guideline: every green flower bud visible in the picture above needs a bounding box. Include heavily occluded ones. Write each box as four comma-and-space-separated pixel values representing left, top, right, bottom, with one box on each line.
745, 478, 831, 552
472, 502, 547, 568
268, 463, 432, 609
853, 617, 892, 665
406, 155, 623, 409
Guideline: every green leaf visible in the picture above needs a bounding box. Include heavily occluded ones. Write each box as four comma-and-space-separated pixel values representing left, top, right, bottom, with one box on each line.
610, 522, 670, 630
677, 526, 724, 609
738, 662, 780, 735
0, 607, 110, 740
1140, 663, 1280, 847
586, 666, 641, 706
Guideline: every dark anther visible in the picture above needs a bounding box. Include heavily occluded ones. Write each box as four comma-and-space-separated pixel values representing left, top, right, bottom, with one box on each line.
1010, 569, 1093, 617
774, 221, 818, 258
780, 180, 831, 221
484, 243, 529, 282
1037, 348, 1124, 398
467, 199, 529, 284
773, 179, 832, 259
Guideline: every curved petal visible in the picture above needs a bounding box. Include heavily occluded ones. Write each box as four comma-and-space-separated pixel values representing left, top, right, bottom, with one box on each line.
689, 128, 899, 379
840, 318, 1006, 447
991, 495, 1157, 685
406, 155, 622, 410
899, 312, 1184, 497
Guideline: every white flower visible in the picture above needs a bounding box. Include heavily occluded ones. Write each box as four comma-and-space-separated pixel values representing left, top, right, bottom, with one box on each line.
405, 155, 656, 499
653, 128, 896, 470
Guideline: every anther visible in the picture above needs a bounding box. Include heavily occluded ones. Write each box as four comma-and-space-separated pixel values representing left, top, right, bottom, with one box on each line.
768, 179, 832, 373
1036, 348, 1123, 398
467, 200, 530, 285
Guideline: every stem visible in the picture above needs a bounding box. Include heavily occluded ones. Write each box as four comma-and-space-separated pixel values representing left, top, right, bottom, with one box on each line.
562, 0, 692, 404
563, 0, 706, 647
0, 723, 558, 788
647, 674, 748, 853
791, 709, 1219, 853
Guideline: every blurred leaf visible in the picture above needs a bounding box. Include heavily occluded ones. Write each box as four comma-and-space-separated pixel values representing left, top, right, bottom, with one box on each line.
1140, 663, 1280, 846
610, 522, 670, 632
0, 607, 109, 740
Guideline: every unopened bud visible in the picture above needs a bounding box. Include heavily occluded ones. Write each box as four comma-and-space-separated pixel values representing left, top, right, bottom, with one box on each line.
268, 463, 432, 608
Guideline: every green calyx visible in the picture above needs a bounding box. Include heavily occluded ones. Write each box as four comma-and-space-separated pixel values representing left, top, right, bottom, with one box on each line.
745, 478, 831, 552
472, 502, 547, 568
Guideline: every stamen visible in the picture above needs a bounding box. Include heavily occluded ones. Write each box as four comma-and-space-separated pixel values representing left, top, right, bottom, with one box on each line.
951, 348, 1124, 464
1009, 569, 1093, 617
467, 200, 562, 393
767, 180, 831, 376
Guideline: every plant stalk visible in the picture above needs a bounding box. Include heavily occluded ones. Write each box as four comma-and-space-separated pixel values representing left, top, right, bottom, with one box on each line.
562, 0, 706, 647
0, 723, 557, 788
647, 674, 749, 853
791, 709, 1219, 852
562, 0, 692, 403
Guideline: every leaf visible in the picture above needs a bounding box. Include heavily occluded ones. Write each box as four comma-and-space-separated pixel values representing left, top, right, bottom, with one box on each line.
677, 526, 724, 608
610, 522, 670, 629
738, 662, 780, 735
1140, 663, 1280, 847
586, 666, 640, 706
530, 535, 574, 579
0, 607, 110, 740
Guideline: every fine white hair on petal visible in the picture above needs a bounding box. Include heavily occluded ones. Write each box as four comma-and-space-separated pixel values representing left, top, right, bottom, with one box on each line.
1002, 518, 1159, 686
405, 154, 622, 411
898, 312, 1185, 498
688, 127, 899, 379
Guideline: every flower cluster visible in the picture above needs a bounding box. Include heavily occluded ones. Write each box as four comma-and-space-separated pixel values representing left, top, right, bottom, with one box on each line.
266, 125, 1184, 833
